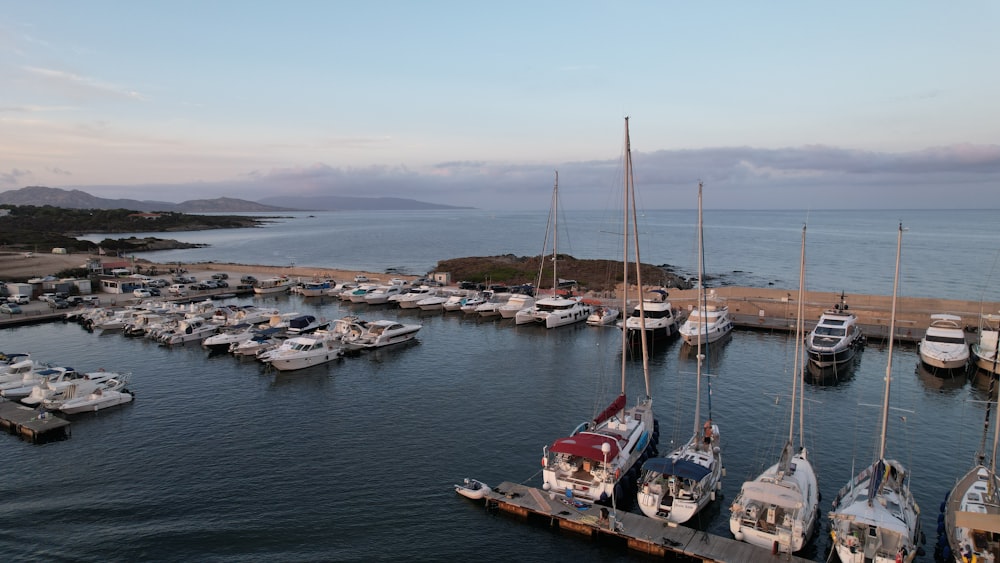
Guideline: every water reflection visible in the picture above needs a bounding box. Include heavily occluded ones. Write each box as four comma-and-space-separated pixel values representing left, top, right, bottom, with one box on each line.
804, 352, 862, 386
913, 361, 970, 394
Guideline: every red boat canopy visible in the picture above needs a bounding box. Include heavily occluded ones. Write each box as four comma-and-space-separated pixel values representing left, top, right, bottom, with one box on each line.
593, 394, 626, 427
550, 433, 621, 462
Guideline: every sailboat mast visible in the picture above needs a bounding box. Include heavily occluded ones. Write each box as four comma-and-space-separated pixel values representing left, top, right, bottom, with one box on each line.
622, 117, 651, 398
878, 223, 903, 459
790, 225, 806, 447
693, 182, 704, 437
551, 172, 559, 295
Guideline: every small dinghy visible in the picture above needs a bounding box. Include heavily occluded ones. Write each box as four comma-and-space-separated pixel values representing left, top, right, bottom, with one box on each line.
454, 478, 489, 500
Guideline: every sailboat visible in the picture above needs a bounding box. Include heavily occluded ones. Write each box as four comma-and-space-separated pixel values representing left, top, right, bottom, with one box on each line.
637, 182, 724, 524
540, 118, 658, 511
515, 172, 593, 328
943, 349, 1000, 562
729, 225, 819, 553
828, 223, 921, 563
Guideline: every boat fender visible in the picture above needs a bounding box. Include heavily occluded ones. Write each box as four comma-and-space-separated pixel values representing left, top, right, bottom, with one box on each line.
541, 457, 546, 467
615, 468, 621, 481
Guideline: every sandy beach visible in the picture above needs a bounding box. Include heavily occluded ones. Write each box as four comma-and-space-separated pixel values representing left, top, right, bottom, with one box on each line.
0, 251, 407, 285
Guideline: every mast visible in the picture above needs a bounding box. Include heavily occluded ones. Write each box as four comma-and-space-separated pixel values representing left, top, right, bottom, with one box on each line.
621, 117, 651, 400
693, 181, 704, 436
878, 223, 904, 459
789, 225, 806, 448
551, 172, 559, 295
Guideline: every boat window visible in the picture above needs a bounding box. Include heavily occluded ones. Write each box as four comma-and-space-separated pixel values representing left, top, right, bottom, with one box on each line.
814, 326, 846, 337
926, 335, 968, 344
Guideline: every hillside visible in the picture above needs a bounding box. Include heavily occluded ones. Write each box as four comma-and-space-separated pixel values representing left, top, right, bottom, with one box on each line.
0, 186, 290, 212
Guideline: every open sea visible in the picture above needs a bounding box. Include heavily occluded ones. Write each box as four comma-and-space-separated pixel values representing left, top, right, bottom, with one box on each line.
5, 208, 1000, 562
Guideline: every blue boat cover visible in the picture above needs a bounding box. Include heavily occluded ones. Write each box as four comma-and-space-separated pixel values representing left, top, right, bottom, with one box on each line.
642, 458, 711, 481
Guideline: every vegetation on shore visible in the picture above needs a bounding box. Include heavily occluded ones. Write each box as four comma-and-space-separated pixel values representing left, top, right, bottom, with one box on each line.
435, 254, 691, 293
0, 205, 265, 254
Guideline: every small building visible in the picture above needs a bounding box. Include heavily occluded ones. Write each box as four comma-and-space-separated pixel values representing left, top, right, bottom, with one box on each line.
71, 279, 93, 295
97, 276, 143, 295
6, 282, 34, 298
431, 272, 452, 285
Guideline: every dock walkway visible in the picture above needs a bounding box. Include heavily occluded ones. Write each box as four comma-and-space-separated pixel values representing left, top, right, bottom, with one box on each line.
0, 400, 70, 443
485, 481, 809, 562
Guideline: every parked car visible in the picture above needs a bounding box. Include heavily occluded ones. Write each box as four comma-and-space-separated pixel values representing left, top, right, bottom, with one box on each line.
149, 278, 169, 288
168, 284, 188, 295
1, 303, 22, 314
202, 280, 219, 290
81, 295, 101, 304
7, 295, 30, 304
148, 288, 161, 297
48, 299, 69, 309
211, 272, 229, 280
240, 275, 257, 284
215, 281, 229, 288
133, 289, 152, 298
39, 293, 57, 303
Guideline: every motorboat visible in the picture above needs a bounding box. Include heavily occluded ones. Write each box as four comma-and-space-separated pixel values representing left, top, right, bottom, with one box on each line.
262, 332, 343, 371
541, 127, 658, 513
829, 224, 920, 563
253, 277, 292, 294
806, 293, 865, 368
499, 294, 534, 319
730, 225, 818, 554
624, 289, 680, 345
348, 284, 380, 303
586, 306, 619, 326
160, 318, 221, 346
341, 319, 422, 350
416, 290, 455, 312
299, 280, 333, 297
454, 478, 490, 501
679, 290, 733, 346
460, 291, 489, 314
230, 328, 285, 357
919, 313, 970, 371
2, 366, 78, 400
476, 292, 511, 318
285, 314, 327, 335
58, 385, 134, 414
364, 282, 408, 305
972, 313, 1000, 376
638, 183, 723, 525
442, 292, 470, 312
202, 323, 257, 352
22, 369, 124, 406
396, 286, 436, 309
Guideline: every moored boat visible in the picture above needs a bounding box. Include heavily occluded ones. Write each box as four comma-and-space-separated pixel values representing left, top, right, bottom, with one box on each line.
919, 313, 970, 371
454, 478, 490, 500
341, 319, 422, 350
973, 313, 1000, 376
806, 292, 866, 368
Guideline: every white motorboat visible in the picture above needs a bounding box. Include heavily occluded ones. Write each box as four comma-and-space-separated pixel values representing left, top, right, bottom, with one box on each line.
0, 353, 32, 376
460, 292, 489, 314
730, 225, 819, 554
0, 356, 37, 384
365, 282, 408, 305
829, 224, 920, 563
253, 277, 292, 294
347, 284, 380, 303
638, 182, 723, 525
23, 369, 124, 406
542, 125, 658, 514
454, 478, 490, 501
58, 386, 134, 414
586, 306, 619, 326
160, 318, 221, 346
919, 313, 970, 371
230, 328, 285, 357
415, 290, 455, 312
476, 293, 511, 318
499, 293, 534, 319
341, 319, 422, 350
972, 313, 1000, 376
299, 280, 333, 297
262, 332, 343, 371
442, 292, 470, 312
396, 286, 436, 309
202, 323, 257, 352
679, 290, 733, 346
2, 366, 78, 400
806, 293, 866, 368
285, 314, 326, 334
625, 289, 680, 345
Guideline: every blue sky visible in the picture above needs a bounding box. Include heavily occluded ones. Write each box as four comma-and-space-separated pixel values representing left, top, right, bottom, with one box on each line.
1, 1, 998, 210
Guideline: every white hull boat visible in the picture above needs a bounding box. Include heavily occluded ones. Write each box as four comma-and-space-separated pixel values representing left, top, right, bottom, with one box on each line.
806, 293, 865, 368
972, 313, 1000, 376
59, 387, 134, 414
625, 290, 680, 344
342, 319, 422, 350
263, 333, 343, 371
253, 277, 292, 294
454, 478, 490, 500
586, 306, 619, 326
517, 296, 592, 328
919, 313, 970, 371
499, 294, 534, 319
679, 291, 733, 346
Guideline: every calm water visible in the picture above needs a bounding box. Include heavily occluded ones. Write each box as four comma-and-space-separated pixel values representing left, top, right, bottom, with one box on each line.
0, 293, 993, 562
82, 208, 1000, 301
9, 208, 1000, 561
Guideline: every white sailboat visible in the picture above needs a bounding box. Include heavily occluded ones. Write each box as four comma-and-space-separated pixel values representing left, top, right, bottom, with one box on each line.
515, 172, 593, 328
730, 225, 819, 553
943, 348, 1000, 562
540, 118, 657, 514
637, 181, 723, 524
828, 223, 921, 563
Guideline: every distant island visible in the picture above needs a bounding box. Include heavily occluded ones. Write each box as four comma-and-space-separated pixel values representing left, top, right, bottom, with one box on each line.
0, 186, 473, 212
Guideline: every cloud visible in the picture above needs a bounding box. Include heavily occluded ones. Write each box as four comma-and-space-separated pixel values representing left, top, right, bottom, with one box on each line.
61, 143, 1000, 210
1, 168, 33, 186
22, 66, 146, 101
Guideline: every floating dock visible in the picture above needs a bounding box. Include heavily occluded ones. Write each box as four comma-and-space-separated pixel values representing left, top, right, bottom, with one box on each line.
484, 481, 810, 562
0, 400, 71, 443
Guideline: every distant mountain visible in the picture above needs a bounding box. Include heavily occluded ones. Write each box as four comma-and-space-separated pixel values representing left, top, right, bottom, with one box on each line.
255, 195, 472, 211
0, 186, 289, 212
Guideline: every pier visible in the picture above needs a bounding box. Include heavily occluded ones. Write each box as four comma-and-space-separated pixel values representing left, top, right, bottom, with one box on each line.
0, 400, 70, 443
483, 481, 810, 562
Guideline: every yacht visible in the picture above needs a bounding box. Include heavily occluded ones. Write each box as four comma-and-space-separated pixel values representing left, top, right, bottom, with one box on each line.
515, 295, 593, 328
919, 313, 970, 371
972, 312, 1000, 375
341, 319, 422, 350
499, 293, 534, 319
624, 289, 680, 345
262, 332, 343, 371
806, 293, 865, 368
678, 290, 733, 345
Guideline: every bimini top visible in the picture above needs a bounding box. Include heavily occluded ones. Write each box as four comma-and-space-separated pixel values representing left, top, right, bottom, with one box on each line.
550, 432, 621, 462
642, 458, 711, 482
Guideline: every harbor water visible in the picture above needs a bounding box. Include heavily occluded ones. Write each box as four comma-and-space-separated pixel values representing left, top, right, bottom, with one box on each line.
4, 207, 999, 561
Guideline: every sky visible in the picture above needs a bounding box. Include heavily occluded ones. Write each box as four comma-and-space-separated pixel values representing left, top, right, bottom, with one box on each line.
1, 1, 999, 210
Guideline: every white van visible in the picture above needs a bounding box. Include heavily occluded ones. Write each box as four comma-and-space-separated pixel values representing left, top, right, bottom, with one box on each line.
7, 294, 29, 304
168, 284, 188, 295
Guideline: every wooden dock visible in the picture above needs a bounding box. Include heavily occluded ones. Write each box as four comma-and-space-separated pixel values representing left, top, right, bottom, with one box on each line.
484, 481, 810, 562
0, 400, 71, 443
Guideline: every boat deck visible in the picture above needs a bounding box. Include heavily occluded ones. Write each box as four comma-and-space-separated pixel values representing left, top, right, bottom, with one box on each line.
482, 481, 811, 562
0, 400, 71, 443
